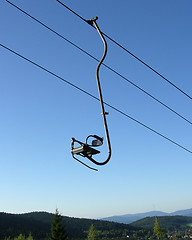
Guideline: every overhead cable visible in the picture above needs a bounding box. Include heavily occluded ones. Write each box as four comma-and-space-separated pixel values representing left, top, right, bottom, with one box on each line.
5, 0, 192, 127
56, 0, 192, 102
1, 43, 192, 155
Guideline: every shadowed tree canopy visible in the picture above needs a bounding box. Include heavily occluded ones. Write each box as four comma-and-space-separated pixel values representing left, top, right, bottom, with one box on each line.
50, 209, 68, 240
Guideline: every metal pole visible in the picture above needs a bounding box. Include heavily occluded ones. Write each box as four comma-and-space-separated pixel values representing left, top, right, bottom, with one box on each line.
88, 17, 112, 166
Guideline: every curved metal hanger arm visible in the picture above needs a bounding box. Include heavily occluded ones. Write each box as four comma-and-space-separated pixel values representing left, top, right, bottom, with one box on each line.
88, 17, 112, 166
71, 17, 111, 170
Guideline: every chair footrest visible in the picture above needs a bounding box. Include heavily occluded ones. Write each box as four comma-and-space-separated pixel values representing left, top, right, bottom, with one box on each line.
72, 145, 100, 156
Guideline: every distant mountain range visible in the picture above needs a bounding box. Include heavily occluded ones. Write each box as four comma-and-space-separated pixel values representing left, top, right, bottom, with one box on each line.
101, 208, 192, 224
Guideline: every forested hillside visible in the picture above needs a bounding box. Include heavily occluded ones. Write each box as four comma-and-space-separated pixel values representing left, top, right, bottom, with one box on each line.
0, 212, 137, 240
130, 215, 192, 231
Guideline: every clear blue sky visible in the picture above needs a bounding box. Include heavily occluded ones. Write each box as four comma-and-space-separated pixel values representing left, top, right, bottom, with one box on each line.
1, 0, 192, 219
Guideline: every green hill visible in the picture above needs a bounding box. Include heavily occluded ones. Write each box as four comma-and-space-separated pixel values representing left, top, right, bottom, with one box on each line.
0, 212, 137, 240
130, 215, 192, 231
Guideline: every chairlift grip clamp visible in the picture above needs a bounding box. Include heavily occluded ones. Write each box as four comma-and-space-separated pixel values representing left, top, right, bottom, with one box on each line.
86, 16, 98, 26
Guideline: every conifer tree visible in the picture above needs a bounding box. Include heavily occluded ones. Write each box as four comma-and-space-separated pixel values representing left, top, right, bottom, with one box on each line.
14, 233, 34, 240
87, 224, 98, 240
26, 233, 33, 240
14, 234, 25, 240
50, 209, 68, 240
153, 217, 164, 239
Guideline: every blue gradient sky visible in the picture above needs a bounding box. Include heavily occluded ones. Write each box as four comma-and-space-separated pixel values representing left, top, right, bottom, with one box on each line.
1, 0, 192, 219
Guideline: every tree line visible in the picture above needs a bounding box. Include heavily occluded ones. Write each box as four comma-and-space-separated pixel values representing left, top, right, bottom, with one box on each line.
3, 209, 99, 240
3, 210, 192, 239
0, 210, 136, 239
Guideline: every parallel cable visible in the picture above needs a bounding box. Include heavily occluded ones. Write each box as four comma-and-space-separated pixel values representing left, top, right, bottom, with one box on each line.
5, 0, 192, 127
56, 0, 192, 101
1, 43, 192, 155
